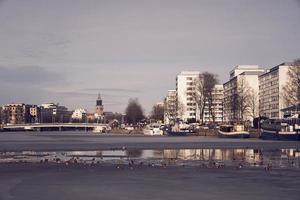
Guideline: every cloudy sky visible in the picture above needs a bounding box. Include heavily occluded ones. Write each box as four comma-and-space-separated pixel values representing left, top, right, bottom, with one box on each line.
0, 0, 299, 114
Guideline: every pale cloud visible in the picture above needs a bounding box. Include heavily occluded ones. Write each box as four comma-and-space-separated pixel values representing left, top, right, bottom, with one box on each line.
0, 66, 65, 85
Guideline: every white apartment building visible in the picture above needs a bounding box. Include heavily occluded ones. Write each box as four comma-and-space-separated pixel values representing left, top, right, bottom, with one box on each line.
176, 71, 200, 122
164, 90, 177, 124
203, 84, 224, 123
223, 65, 265, 122
259, 63, 291, 119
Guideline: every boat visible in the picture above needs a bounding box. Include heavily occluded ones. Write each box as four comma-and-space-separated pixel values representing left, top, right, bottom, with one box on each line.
93, 124, 111, 133
218, 125, 250, 138
143, 123, 163, 136
166, 123, 195, 136
260, 118, 300, 140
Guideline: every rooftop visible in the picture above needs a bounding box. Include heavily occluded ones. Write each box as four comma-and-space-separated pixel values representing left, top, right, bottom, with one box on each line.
178, 71, 200, 76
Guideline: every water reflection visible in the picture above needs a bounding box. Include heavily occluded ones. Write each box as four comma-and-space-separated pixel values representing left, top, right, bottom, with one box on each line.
0, 148, 299, 169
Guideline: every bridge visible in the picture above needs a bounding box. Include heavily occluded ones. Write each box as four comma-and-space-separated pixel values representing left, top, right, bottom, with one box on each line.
2, 123, 109, 132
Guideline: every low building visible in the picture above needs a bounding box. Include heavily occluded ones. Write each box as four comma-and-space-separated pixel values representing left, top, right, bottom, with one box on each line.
40, 103, 72, 123
71, 108, 87, 122
86, 112, 96, 123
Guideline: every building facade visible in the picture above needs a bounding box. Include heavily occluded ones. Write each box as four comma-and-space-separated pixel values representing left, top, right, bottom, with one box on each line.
2, 103, 31, 124
203, 84, 224, 123
176, 71, 200, 122
71, 108, 87, 122
28, 105, 41, 123
259, 63, 291, 119
223, 65, 265, 122
164, 90, 177, 124
40, 103, 71, 123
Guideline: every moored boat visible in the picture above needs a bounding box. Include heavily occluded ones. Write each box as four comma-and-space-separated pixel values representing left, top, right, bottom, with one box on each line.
166, 122, 195, 136
167, 129, 194, 136
143, 123, 164, 136
218, 125, 250, 138
260, 119, 300, 140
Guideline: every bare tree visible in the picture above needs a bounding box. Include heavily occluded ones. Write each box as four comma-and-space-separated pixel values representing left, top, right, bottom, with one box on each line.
282, 59, 300, 107
236, 77, 252, 122
248, 89, 259, 119
177, 98, 185, 120
150, 103, 164, 122
125, 98, 144, 125
164, 98, 177, 124
193, 72, 218, 124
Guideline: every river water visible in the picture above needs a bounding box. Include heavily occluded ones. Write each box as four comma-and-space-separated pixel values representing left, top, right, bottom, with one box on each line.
1, 148, 299, 169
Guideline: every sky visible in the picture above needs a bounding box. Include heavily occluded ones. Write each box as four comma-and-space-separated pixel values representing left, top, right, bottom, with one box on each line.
0, 0, 299, 114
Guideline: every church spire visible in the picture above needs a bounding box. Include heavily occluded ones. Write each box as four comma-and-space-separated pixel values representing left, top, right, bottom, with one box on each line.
96, 93, 103, 106
97, 93, 102, 100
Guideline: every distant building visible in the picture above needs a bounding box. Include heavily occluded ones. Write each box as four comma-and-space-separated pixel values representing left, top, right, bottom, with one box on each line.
29, 105, 41, 123
86, 112, 96, 123
40, 103, 56, 123
2, 103, 31, 124
95, 93, 104, 123
176, 71, 200, 122
71, 108, 87, 122
259, 63, 291, 119
0, 106, 3, 125
223, 65, 265, 122
40, 103, 71, 123
164, 90, 177, 124
203, 84, 224, 123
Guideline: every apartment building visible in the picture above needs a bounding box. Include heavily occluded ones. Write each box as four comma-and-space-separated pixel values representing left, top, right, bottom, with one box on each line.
259, 63, 291, 119
223, 65, 265, 122
176, 71, 200, 122
2, 103, 31, 124
164, 90, 177, 124
203, 84, 224, 123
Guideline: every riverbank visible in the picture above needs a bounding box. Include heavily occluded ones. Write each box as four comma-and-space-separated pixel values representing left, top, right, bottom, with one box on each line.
0, 163, 299, 200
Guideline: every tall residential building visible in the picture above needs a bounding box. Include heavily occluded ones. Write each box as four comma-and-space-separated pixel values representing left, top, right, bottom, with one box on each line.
176, 71, 200, 122
164, 90, 177, 124
259, 63, 291, 119
203, 84, 224, 123
223, 65, 265, 122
